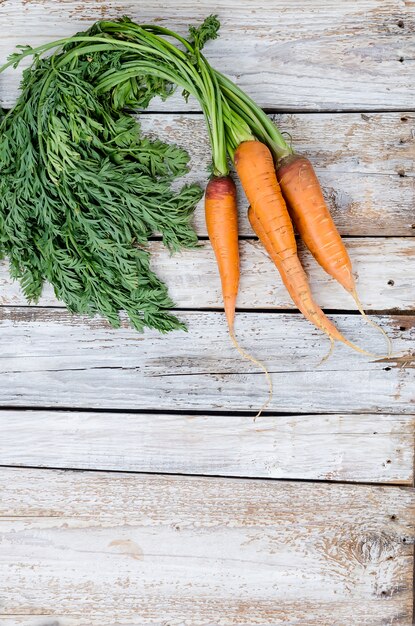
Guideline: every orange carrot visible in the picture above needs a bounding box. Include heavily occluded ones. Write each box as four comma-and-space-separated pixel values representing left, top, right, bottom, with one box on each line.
205, 176, 239, 331
235, 140, 373, 355
276, 154, 391, 353
277, 155, 354, 291
205, 174, 273, 415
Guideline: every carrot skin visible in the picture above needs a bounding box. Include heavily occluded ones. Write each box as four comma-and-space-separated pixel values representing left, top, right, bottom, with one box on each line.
235, 140, 346, 343
205, 175, 239, 330
235, 141, 295, 261
277, 154, 355, 293
248, 206, 345, 342
277, 154, 392, 355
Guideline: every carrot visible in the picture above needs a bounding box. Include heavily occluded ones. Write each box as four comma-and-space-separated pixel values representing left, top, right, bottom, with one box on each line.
205, 174, 273, 416
185, 42, 273, 417
277, 155, 353, 290
276, 154, 391, 353
235, 140, 374, 355
205, 176, 239, 330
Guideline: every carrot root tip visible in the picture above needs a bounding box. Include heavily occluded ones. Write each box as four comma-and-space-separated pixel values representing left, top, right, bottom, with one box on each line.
351, 288, 393, 357
318, 337, 335, 366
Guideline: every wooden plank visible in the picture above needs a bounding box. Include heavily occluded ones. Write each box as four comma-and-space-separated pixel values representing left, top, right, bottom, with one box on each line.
0, 0, 414, 111
1, 468, 414, 625
1, 237, 413, 310
153, 238, 415, 311
1, 309, 414, 413
1, 409, 413, 484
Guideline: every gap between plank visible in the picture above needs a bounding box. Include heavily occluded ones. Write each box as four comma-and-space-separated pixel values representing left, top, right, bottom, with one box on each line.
133, 108, 415, 115
3, 108, 415, 116
2, 406, 413, 417
0, 462, 413, 491
148, 235, 415, 240
1, 305, 413, 316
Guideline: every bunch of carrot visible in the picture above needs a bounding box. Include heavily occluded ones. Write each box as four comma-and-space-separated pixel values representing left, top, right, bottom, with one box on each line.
214, 68, 391, 358
129, 15, 392, 414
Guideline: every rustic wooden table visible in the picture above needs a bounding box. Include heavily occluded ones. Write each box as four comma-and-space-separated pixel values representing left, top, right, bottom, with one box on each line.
1, 1, 414, 625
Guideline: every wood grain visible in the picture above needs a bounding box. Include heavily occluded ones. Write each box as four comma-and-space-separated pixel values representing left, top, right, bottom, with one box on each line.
1, 237, 413, 310
0, 0, 414, 111
141, 112, 415, 237
1, 409, 413, 484
1, 308, 414, 413
1, 468, 414, 625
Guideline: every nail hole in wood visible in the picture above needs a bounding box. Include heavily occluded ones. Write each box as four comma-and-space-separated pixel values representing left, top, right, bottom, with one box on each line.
399, 57, 405, 63
399, 326, 405, 331
384, 367, 391, 371
373, 431, 378, 435
390, 515, 397, 520
386, 459, 391, 464
402, 538, 407, 543
401, 116, 408, 122
387, 279, 394, 286
399, 138, 405, 144
397, 20, 404, 28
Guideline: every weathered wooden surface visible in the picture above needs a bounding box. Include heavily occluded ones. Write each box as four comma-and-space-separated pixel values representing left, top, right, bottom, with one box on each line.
2, 237, 413, 310
0, 0, 414, 111
141, 112, 415, 237
1, 308, 414, 413
0, 1, 414, 623
1, 468, 414, 626
1, 410, 414, 484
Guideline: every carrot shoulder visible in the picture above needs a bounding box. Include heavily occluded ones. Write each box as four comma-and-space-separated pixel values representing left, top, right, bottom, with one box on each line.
235, 141, 295, 262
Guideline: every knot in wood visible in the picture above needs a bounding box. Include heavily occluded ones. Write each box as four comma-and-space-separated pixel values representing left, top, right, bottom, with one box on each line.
356, 531, 395, 564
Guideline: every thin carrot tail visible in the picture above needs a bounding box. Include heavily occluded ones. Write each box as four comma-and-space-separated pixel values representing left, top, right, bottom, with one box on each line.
351, 288, 392, 357
318, 325, 379, 358
318, 337, 335, 366
340, 337, 381, 358
229, 328, 273, 419
321, 314, 387, 358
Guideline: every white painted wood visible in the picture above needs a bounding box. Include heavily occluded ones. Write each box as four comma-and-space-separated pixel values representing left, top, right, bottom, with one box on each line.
1, 309, 413, 412
1, 238, 413, 310
154, 238, 415, 311
1, 468, 414, 625
1, 410, 413, 484
0, 1, 414, 111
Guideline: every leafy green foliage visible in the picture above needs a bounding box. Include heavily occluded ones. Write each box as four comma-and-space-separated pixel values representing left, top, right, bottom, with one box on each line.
0, 30, 204, 332
188, 14, 220, 54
